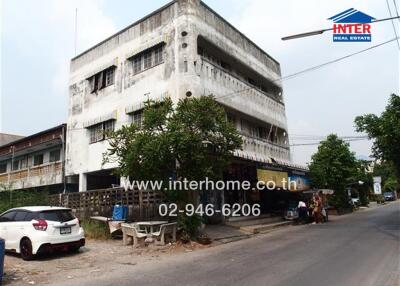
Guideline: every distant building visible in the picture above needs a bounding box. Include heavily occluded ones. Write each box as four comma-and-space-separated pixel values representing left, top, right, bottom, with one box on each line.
0, 124, 69, 192
0, 133, 24, 147
66, 0, 298, 192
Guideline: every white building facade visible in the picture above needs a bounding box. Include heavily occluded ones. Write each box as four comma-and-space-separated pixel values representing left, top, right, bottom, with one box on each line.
66, 0, 291, 191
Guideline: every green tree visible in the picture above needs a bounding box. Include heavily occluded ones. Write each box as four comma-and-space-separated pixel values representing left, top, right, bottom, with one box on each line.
104, 95, 242, 236
308, 134, 359, 209
355, 94, 400, 177
373, 161, 398, 194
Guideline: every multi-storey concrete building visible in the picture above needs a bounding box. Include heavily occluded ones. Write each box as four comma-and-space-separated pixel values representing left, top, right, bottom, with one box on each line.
66, 0, 295, 192
0, 124, 68, 192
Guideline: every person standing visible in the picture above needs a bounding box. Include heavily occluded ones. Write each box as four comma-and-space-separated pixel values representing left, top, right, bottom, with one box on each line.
312, 194, 323, 224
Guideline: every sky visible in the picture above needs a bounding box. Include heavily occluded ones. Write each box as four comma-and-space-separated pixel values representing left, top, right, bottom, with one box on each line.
1, 0, 399, 165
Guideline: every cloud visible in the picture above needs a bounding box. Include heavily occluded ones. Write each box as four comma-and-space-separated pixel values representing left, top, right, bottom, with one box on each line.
1, 0, 116, 134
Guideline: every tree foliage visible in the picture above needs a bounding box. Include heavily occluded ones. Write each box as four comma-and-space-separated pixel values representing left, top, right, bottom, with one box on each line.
103, 95, 243, 236
355, 94, 400, 177
104, 95, 242, 182
308, 134, 360, 208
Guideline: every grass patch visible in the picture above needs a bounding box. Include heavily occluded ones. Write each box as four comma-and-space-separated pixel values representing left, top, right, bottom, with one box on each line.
81, 219, 111, 240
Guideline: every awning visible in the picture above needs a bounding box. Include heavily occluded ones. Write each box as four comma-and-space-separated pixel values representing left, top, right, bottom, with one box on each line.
233, 150, 273, 163
125, 92, 168, 114
83, 110, 117, 128
125, 38, 166, 60
84, 58, 118, 80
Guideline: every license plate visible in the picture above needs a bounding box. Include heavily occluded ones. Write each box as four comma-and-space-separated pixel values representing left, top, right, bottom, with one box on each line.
60, 227, 71, 235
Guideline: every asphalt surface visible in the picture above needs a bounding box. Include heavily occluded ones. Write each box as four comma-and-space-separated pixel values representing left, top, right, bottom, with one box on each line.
60, 202, 400, 286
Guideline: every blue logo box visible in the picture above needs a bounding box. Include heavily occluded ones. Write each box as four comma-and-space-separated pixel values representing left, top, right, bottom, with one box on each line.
333, 34, 371, 42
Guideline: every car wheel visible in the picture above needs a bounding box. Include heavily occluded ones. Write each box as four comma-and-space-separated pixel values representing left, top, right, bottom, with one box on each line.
20, 238, 34, 261
70, 246, 81, 253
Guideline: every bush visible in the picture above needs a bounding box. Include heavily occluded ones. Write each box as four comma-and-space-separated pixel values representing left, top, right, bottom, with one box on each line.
0, 188, 49, 213
81, 219, 111, 240
177, 214, 202, 241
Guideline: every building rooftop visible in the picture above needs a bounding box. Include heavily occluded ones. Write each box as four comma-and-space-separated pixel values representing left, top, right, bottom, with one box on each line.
71, 0, 279, 66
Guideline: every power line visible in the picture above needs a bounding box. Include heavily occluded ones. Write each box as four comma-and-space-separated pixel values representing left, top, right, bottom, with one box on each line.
385, 0, 400, 49
290, 138, 368, 146
280, 38, 399, 81
216, 38, 399, 101
392, 0, 400, 22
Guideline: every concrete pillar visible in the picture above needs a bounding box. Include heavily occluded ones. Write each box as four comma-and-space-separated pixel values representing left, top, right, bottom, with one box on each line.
79, 173, 87, 192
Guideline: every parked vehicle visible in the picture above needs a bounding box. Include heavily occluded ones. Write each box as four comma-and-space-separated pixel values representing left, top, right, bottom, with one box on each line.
0, 206, 85, 260
351, 197, 361, 207
383, 192, 395, 201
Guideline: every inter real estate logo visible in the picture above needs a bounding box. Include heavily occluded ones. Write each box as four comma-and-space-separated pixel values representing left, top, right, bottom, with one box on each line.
328, 8, 375, 42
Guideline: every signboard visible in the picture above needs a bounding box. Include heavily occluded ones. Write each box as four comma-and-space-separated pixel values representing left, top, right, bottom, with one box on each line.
373, 176, 382, 195
288, 175, 311, 191
257, 169, 288, 188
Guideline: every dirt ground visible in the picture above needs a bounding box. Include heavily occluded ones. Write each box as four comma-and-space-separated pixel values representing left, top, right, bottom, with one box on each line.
3, 238, 212, 285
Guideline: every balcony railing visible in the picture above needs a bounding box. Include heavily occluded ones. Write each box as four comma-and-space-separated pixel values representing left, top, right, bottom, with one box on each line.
239, 133, 290, 162
195, 58, 288, 130
0, 161, 63, 187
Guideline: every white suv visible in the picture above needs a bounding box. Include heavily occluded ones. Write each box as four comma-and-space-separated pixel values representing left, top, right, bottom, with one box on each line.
0, 206, 85, 260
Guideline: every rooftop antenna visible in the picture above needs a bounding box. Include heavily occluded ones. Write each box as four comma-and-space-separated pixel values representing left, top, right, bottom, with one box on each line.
74, 8, 78, 55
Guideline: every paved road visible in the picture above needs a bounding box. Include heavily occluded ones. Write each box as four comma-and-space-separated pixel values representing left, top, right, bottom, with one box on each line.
62, 202, 400, 286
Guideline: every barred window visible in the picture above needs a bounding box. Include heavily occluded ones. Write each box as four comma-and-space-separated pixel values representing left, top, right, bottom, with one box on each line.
0, 163, 7, 174
105, 68, 115, 86
132, 110, 144, 128
89, 121, 115, 143
133, 55, 142, 74
33, 154, 43, 166
143, 51, 152, 69
49, 149, 61, 162
103, 120, 115, 138
154, 45, 163, 65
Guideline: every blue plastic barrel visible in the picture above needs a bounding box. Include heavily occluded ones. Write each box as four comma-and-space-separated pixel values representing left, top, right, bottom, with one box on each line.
112, 205, 128, 221
0, 238, 4, 285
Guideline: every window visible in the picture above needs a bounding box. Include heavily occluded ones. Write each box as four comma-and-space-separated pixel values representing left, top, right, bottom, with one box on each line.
132, 110, 144, 128
49, 149, 61, 162
33, 154, 43, 166
90, 123, 104, 143
130, 44, 165, 75
39, 210, 75, 222
12, 160, 19, 171
89, 67, 115, 93
143, 51, 152, 69
14, 211, 29, 222
12, 157, 27, 170
0, 163, 7, 174
89, 120, 115, 143
133, 55, 142, 74
227, 113, 236, 125
0, 211, 17, 222
105, 68, 115, 86
103, 120, 115, 138
154, 45, 163, 65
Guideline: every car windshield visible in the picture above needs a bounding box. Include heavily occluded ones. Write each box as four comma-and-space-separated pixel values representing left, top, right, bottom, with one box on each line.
38, 210, 75, 222
384, 192, 393, 196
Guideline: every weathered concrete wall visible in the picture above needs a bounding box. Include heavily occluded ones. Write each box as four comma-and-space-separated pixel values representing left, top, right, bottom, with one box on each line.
66, 0, 291, 191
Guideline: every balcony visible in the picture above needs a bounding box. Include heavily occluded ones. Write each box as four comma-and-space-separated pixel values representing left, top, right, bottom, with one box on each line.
195, 58, 288, 130
0, 162, 63, 190
236, 133, 291, 162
